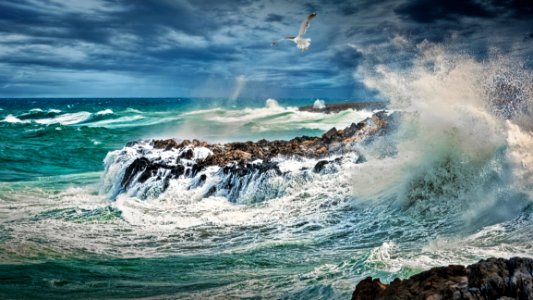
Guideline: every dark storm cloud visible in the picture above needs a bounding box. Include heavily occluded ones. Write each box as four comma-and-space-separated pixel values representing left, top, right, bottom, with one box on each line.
330, 47, 364, 70
265, 13, 284, 22
394, 0, 493, 23
394, 0, 533, 23
0, 0, 531, 98
490, 0, 533, 18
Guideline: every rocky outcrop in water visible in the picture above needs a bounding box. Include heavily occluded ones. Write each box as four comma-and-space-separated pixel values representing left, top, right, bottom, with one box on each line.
101, 111, 397, 202
352, 257, 533, 300
299, 101, 387, 114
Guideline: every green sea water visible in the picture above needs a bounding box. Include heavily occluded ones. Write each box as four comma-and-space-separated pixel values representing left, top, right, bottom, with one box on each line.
0, 97, 532, 299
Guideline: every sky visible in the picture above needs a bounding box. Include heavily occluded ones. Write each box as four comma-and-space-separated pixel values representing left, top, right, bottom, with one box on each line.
0, 0, 531, 99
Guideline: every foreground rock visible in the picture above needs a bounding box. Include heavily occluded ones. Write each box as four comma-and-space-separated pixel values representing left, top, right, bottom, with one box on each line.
352, 257, 533, 300
101, 111, 397, 202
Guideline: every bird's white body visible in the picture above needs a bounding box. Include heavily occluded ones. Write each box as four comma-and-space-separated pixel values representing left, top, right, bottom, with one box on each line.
272, 12, 316, 52
294, 37, 311, 51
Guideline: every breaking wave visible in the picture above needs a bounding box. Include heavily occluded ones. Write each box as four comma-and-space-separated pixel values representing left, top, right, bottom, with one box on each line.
0, 42, 532, 299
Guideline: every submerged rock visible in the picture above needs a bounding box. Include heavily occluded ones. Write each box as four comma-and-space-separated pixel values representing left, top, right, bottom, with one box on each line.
352, 257, 533, 300
101, 111, 397, 202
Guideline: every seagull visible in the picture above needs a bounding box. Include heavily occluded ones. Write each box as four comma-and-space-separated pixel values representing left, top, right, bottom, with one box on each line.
272, 12, 317, 52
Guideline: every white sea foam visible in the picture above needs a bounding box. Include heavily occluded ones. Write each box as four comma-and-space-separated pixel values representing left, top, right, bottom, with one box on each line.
125, 108, 143, 113
2, 114, 28, 123
96, 109, 114, 115
356, 42, 532, 216
35, 111, 92, 125
193, 147, 212, 160
313, 99, 326, 109
85, 115, 145, 128
1, 40, 532, 297
173, 98, 374, 141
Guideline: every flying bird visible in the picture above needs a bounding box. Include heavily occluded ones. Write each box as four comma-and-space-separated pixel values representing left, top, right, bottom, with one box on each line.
272, 12, 317, 52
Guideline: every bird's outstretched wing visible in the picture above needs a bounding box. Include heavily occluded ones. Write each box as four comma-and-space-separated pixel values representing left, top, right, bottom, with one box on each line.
297, 12, 317, 38
272, 36, 296, 46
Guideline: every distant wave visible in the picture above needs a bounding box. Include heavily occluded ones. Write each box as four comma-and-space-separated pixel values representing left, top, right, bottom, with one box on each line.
96, 109, 114, 115
19, 108, 63, 120
35, 112, 92, 125
180, 98, 373, 134
85, 115, 145, 127
2, 114, 29, 123
125, 108, 144, 113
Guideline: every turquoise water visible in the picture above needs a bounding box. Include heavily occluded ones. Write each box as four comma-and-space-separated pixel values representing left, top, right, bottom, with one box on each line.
0, 86, 532, 298
0, 98, 324, 182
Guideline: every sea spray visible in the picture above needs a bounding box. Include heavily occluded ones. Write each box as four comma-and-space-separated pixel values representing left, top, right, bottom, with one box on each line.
355, 41, 533, 229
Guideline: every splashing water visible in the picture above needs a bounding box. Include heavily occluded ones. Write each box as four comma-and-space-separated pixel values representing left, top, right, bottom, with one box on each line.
0, 44, 532, 298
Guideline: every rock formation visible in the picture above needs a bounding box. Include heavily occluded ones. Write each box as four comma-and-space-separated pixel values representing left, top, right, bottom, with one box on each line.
299, 101, 387, 114
101, 110, 397, 202
352, 257, 533, 300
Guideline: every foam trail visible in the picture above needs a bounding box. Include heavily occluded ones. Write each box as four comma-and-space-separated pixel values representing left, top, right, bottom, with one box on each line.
35, 112, 92, 125
96, 109, 113, 115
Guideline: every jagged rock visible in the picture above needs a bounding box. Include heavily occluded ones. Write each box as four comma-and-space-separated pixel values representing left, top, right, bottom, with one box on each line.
352, 277, 388, 300
352, 257, 533, 300
314, 160, 330, 173
103, 110, 397, 201
323, 127, 338, 140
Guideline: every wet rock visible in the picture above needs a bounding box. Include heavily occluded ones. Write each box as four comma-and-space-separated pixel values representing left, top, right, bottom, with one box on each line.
121, 157, 150, 188
355, 155, 366, 164
352, 277, 388, 300
323, 127, 338, 140
314, 160, 330, 173
110, 111, 397, 199
352, 257, 533, 300
180, 149, 194, 159
204, 186, 217, 197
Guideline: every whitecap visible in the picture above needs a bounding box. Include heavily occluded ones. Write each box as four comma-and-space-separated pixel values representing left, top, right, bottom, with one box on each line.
265, 98, 282, 110
125, 108, 143, 113
2, 114, 28, 123
96, 109, 114, 115
84, 115, 145, 128
35, 112, 92, 125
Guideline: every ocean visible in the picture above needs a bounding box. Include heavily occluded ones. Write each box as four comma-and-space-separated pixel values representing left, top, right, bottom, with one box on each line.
0, 52, 532, 299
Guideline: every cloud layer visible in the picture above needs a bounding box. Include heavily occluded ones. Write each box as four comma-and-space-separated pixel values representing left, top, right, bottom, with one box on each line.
0, 0, 531, 98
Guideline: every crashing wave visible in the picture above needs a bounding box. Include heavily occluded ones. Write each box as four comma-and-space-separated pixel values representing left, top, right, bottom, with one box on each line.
100, 111, 398, 203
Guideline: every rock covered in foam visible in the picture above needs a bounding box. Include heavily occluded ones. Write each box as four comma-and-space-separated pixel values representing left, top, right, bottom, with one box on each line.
352, 257, 533, 300
101, 111, 397, 202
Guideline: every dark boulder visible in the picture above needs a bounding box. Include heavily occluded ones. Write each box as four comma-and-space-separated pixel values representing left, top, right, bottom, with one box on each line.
314, 160, 330, 173
352, 257, 533, 300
